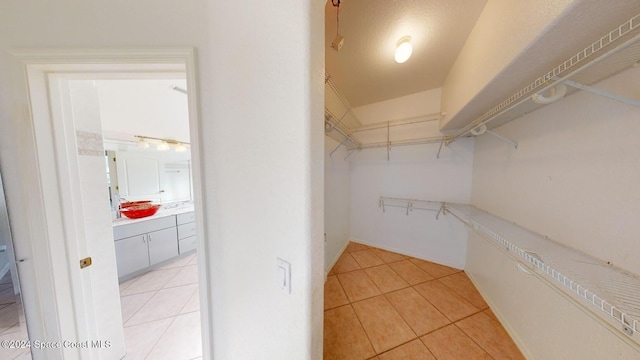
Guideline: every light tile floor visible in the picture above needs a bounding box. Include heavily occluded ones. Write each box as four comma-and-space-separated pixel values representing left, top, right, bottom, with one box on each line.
0, 270, 31, 360
119, 253, 202, 360
324, 242, 524, 359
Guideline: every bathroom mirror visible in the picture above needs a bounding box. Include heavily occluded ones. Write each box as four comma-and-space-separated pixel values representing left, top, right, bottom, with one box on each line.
104, 139, 193, 205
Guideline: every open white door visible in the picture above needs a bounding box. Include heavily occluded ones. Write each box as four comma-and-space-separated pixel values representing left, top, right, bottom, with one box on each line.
17, 49, 209, 360
51, 77, 126, 359
21, 74, 127, 359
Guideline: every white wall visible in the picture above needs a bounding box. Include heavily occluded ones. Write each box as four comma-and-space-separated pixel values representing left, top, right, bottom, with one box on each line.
468, 64, 640, 356
352, 88, 441, 125
0, 1, 324, 359
345, 87, 474, 268
96, 79, 190, 143
440, 0, 574, 129
440, 1, 640, 131
471, 66, 640, 276
324, 137, 351, 273
349, 139, 474, 269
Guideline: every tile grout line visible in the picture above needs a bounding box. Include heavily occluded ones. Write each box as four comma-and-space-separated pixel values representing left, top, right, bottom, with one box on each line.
347, 303, 379, 357
350, 274, 421, 356
327, 243, 519, 359
177, 285, 200, 315
332, 265, 378, 356
381, 287, 452, 336
452, 321, 497, 360
121, 288, 160, 327
121, 255, 199, 360
142, 315, 179, 360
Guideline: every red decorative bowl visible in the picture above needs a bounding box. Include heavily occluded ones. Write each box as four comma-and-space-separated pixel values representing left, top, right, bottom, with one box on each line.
120, 204, 161, 219
120, 200, 152, 209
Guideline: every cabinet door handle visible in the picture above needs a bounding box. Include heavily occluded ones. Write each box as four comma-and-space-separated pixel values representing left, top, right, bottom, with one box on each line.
142, 235, 146, 243
148, 234, 152, 242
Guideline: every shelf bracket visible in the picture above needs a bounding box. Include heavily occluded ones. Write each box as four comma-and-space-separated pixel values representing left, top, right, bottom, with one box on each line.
330, 138, 346, 157
563, 79, 640, 108
486, 130, 518, 149
344, 149, 355, 160
436, 203, 445, 220
406, 201, 413, 216
436, 138, 445, 159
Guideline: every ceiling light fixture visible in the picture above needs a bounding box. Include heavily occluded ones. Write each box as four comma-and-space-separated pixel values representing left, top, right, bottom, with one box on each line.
395, 36, 413, 64
331, 0, 344, 51
134, 135, 190, 152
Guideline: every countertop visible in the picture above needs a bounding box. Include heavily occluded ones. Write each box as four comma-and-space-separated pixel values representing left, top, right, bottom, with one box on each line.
112, 202, 195, 228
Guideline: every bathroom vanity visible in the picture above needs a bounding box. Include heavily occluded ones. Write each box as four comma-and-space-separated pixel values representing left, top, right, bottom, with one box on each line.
112, 204, 196, 281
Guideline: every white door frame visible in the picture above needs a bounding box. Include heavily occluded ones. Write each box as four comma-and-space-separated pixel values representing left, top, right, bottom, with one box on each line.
13, 48, 211, 360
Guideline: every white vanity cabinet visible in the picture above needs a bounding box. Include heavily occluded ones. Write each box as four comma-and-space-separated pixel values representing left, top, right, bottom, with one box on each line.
176, 211, 197, 254
113, 234, 149, 277
113, 215, 178, 279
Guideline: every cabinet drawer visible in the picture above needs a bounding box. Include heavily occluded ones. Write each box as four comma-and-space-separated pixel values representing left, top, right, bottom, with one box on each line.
176, 211, 196, 225
178, 222, 197, 239
113, 215, 176, 240
179, 235, 197, 254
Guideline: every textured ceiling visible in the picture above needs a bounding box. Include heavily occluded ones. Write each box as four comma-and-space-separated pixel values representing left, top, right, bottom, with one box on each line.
325, 0, 487, 108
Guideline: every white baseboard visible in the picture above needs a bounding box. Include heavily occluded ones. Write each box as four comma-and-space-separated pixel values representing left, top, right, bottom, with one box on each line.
465, 270, 533, 359
325, 240, 350, 280
349, 236, 463, 270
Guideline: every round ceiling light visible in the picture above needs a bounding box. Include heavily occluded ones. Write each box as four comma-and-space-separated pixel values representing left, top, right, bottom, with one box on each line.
157, 141, 170, 151
394, 36, 412, 64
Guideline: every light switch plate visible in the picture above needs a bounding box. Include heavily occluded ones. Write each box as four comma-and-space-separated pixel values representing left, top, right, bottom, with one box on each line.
277, 258, 291, 294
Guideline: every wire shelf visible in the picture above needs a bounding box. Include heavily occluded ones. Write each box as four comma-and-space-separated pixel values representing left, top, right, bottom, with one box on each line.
445, 203, 640, 345
378, 196, 445, 217
324, 73, 449, 157
450, 13, 640, 140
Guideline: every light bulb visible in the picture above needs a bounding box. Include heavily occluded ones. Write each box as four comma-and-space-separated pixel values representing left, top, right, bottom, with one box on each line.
395, 36, 412, 64
157, 141, 170, 151
137, 138, 149, 149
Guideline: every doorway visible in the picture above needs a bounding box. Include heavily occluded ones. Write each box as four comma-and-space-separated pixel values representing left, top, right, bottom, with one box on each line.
15, 49, 210, 360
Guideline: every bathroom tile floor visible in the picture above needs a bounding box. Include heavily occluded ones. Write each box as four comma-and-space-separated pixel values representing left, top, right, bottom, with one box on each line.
119, 252, 202, 360
0, 271, 31, 360
324, 242, 524, 359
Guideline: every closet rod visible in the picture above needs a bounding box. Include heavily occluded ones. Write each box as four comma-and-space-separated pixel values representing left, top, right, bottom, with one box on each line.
324, 114, 361, 147
379, 196, 445, 218
350, 136, 445, 150
351, 113, 441, 133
